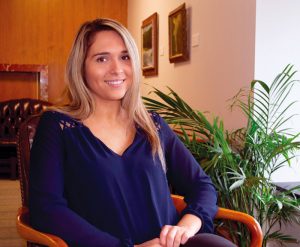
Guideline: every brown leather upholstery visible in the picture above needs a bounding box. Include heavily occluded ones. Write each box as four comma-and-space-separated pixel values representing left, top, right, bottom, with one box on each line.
0, 98, 50, 179
17, 115, 41, 208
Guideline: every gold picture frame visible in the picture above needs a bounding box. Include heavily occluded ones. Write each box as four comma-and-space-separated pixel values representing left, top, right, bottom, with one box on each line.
168, 3, 188, 63
141, 12, 158, 76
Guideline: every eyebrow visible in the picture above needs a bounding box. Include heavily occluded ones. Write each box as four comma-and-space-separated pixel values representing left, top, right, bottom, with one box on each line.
92, 50, 129, 57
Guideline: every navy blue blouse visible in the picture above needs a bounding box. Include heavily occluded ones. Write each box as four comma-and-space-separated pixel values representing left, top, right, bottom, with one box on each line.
29, 111, 217, 247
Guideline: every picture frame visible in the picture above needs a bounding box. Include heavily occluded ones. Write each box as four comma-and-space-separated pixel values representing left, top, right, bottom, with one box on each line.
141, 12, 158, 76
168, 3, 188, 63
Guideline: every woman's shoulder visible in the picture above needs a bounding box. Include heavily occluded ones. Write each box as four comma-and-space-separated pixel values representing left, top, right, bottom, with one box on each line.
40, 110, 82, 129
41, 110, 71, 121
148, 111, 175, 137
148, 111, 164, 131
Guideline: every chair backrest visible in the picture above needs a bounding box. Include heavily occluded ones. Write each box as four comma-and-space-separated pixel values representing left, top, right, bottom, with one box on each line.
17, 115, 41, 207
0, 98, 50, 142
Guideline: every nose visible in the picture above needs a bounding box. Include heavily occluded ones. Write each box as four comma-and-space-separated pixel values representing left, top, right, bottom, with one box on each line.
110, 59, 124, 75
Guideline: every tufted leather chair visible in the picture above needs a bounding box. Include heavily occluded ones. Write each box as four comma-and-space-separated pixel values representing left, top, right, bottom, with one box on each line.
0, 98, 51, 179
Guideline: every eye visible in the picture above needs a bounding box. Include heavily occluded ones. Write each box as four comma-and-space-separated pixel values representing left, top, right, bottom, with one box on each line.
96, 56, 108, 63
121, 54, 130, 61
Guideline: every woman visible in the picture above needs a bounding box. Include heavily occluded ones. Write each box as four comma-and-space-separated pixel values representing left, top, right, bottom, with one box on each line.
29, 18, 235, 247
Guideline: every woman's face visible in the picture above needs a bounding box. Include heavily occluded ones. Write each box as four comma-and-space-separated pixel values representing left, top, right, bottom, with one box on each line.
84, 30, 133, 105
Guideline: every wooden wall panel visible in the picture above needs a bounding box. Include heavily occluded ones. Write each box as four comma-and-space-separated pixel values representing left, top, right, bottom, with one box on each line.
0, 72, 38, 101
0, 0, 128, 102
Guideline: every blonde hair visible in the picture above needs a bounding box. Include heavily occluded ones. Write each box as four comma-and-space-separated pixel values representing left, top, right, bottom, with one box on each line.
58, 18, 166, 171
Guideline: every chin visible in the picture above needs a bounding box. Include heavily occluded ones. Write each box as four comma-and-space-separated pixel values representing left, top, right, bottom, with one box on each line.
108, 94, 127, 101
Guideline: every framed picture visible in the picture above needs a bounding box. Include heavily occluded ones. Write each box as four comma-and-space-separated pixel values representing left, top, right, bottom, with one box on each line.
141, 12, 158, 76
168, 3, 188, 63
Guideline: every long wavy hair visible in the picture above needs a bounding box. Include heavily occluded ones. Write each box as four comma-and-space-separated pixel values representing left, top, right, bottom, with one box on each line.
57, 18, 166, 171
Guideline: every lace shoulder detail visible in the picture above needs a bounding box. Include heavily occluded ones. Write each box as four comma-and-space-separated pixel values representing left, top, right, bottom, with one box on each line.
47, 111, 82, 130
149, 111, 161, 131
58, 119, 79, 130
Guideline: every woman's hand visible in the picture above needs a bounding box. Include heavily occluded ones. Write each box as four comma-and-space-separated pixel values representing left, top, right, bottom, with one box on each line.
134, 238, 163, 247
159, 225, 192, 247
159, 214, 202, 247
135, 214, 202, 247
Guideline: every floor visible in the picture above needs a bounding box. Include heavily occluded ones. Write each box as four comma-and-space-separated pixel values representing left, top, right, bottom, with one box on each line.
0, 178, 26, 247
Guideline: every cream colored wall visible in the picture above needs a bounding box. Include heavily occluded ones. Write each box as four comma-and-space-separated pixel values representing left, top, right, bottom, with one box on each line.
127, 0, 256, 130
255, 1, 300, 242
255, 0, 300, 183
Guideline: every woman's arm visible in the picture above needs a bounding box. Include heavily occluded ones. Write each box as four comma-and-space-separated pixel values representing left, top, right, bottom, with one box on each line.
156, 113, 218, 233
29, 112, 129, 247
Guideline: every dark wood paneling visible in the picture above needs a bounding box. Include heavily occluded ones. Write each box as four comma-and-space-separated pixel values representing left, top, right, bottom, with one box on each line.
0, 72, 38, 101
0, 0, 128, 102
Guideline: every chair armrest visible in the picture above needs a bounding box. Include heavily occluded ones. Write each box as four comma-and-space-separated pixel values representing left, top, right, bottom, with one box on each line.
171, 194, 263, 247
216, 207, 263, 247
16, 207, 68, 247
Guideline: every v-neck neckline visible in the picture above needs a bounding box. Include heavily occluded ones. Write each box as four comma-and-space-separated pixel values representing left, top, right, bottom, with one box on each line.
81, 123, 139, 158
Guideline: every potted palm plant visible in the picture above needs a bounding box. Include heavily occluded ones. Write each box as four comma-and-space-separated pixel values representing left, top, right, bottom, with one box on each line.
143, 64, 300, 247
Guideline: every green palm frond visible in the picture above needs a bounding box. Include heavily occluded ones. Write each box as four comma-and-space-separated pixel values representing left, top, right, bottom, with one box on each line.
143, 64, 300, 247
265, 231, 299, 246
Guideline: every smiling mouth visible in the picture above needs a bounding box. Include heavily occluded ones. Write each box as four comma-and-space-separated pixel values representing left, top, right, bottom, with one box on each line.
104, 79, 125, 86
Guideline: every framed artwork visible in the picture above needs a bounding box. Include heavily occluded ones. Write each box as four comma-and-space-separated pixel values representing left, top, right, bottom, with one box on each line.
168, 3, 188, 63
141, 12, 158, 76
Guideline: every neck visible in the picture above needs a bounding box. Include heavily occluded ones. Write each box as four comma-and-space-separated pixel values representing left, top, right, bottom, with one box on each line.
95, 101, 124, 120
84, 98, 129, 125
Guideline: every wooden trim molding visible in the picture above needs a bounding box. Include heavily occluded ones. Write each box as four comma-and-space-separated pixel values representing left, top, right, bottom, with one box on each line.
0, 64, 48, 101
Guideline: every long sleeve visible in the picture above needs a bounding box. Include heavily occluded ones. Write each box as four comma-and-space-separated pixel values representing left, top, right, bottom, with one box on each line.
157, 114, 218, 233
29, 112, 131, 247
